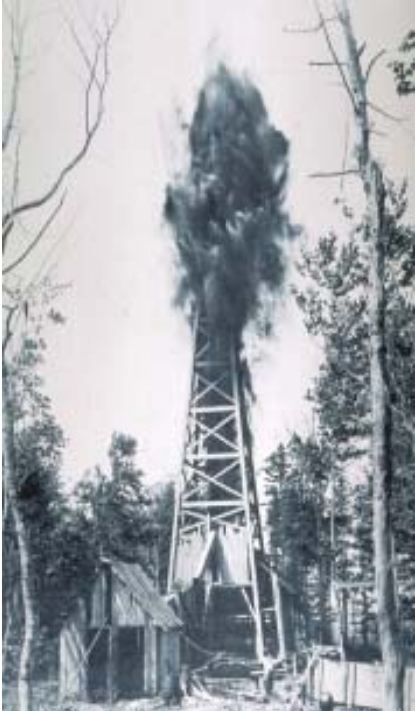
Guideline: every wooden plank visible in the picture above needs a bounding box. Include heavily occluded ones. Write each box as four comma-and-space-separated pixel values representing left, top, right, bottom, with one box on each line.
193, 372, 234, 405
168, 315, 199, 592
178, 522, 204, 535
105, 565, 114, 703
405, 667, 414, 711
318, 658, 323, 699
195, 530, 217, 578
184, 458, 239, 481
199, 424, 238, 452
209, 458, 240, 478
183, 466, 242, 500
210, 505, 245, 523
188, 452, 239, 460
144, 615, 151, 695
182, 499, 243, 508
196, 360, 229, 368
241, 588, 256, 621
231, 345, 264, 661
191, 404, 235, 413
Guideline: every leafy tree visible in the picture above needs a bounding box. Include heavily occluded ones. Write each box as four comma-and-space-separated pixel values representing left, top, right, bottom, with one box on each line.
3, 337, 92, 682
390, 30, 415, 96
294, 179, 414, 664
150, 482, 175, 593
265, 434, 344, 648
73, 433, 156, 567
2, 6, 116, 708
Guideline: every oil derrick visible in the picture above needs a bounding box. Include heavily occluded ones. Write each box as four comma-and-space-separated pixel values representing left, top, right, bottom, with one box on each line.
168, 308, 276, 660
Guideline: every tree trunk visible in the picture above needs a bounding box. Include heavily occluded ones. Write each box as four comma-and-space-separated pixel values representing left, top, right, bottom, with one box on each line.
271, 565, 287, 657
316, 487, 329, 645
2, 363, 35, 711
367, 162, 404, 711
334, 4, 406, 707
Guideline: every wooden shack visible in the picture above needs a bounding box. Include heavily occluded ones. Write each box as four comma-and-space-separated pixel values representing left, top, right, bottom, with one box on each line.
59, 558, 182, 702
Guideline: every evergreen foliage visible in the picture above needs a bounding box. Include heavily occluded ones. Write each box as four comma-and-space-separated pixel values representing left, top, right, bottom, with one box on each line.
269, 182, 414, 657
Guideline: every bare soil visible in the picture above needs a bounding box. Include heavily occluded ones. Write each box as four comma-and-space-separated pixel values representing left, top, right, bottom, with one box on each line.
55, 699, 288, 711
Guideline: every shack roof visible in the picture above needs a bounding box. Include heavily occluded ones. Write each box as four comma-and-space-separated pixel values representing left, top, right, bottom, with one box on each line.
108, 559, 182, 631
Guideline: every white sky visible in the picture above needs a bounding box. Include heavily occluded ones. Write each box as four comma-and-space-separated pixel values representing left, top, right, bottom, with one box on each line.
3, 0, 414, 489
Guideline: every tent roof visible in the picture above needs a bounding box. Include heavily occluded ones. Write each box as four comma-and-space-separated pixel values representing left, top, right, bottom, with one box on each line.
108, 559, 182, 631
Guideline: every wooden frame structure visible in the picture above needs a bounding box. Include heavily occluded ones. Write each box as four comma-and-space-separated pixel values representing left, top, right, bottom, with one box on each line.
168, 310, 274, 660
60, 559, 182, 703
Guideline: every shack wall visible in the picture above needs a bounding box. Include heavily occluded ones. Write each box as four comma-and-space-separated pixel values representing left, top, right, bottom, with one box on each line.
113, 575, 146, 627
89, 569, 107, 628
160, 629, 181, 682
143, 616, 158, 695
60, 562, 181, 702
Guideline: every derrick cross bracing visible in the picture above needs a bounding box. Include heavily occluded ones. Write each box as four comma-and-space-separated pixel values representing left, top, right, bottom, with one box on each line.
168, 310, 274, 660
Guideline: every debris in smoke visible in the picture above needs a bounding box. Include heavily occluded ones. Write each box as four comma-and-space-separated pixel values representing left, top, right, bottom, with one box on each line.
165, 64, 297, 340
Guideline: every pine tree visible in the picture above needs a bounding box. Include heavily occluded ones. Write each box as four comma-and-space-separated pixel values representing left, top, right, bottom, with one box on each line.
294, 182, 414, 661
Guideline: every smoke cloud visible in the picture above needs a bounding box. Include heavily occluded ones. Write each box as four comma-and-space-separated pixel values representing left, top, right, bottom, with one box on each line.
165, 64, 295, 339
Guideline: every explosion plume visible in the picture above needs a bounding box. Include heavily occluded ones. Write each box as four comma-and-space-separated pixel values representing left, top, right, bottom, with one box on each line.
165, 65, 295, 340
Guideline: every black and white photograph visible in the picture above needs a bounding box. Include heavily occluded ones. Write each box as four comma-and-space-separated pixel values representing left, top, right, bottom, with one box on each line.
2, 1, 414, 710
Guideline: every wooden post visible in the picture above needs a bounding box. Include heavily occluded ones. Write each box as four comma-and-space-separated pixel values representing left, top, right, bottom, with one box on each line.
144, 615, 152, 695
107, 626, 114, 704
293, 652, 297, 676
231, 345, 264, 662
105, 564, 114, 703
318, 658, 323, 698
340, 589, 347, 661
343, 659, 349, 707
168, 316, 199, 593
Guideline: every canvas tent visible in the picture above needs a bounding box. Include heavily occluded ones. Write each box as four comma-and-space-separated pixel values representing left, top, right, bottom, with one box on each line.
59, 558, 182, 702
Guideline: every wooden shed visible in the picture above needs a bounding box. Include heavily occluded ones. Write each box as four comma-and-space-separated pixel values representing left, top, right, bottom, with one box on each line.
59, 559, 182, 702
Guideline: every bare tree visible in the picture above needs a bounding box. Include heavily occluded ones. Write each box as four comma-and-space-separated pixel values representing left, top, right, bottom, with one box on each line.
299, 1, 406, 708
2, 6, 117, 710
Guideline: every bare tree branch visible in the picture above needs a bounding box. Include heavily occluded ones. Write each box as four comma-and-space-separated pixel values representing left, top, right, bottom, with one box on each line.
358, 42, 367, 58
65, 16, 97, 76
3, 194, 66, 276
309, 168, 359, 179
2, 220, 14, 255
22, 209, 77, 296
334, 1, 370, 167
339, 120, 350, 192
369, 127, 388, 138
367, 100, 404, 123
2, 10, 118, 235
283, 15, 339, 34
312, 0, 357, 109
365, 49, 386, 84
309, 60, 349, 67
2, 8, 25, 152
2, 304, 19, 355
8, 136, 22, 225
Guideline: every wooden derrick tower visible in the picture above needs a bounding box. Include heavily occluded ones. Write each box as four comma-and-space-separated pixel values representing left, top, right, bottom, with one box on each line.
168, 309, 275, 660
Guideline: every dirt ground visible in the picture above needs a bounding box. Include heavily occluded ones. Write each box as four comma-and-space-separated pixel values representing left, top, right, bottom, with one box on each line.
56, 698, 291, 711
6, 678, 307, 711
53, 699, 361, 711
5, 683, 378, 711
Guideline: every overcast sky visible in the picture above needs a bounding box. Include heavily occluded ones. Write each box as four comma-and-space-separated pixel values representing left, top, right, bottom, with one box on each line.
4, 0, 414, 489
